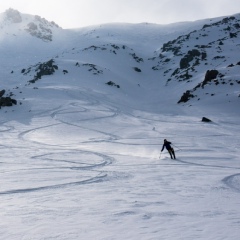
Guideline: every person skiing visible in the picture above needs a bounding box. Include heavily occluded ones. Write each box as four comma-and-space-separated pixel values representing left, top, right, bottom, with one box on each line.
161, 139, 176, 159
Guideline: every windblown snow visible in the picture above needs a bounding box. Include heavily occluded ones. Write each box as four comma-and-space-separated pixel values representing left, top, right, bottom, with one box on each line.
0, 8, 239, 240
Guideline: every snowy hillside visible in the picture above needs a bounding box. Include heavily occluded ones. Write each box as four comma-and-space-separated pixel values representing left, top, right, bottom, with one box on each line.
0, 9, 239, 113
0, 9, 240, 240
151, 15, 240, 108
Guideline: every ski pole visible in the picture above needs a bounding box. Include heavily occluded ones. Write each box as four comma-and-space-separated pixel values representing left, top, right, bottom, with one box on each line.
159, 152, 162, 159
172, 144, 181, 151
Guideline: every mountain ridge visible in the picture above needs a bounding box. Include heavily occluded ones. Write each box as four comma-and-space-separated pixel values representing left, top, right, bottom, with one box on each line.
0, 9, 239, 115
0, 8, 60, 41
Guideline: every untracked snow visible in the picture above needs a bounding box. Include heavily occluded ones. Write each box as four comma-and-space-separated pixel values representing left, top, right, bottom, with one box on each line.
0, 9, 240, 240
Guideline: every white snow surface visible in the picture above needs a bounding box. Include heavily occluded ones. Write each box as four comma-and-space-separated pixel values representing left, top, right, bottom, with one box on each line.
0, 9, 240, 240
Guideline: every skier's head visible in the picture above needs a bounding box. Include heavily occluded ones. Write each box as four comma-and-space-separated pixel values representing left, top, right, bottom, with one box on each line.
164, 139, 167, 142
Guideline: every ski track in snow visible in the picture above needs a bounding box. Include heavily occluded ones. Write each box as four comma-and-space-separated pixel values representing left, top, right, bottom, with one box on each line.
1, 95, 240, 194
1, 12, 240, 239
0, 93, 240, 239
222, 173, 240, 192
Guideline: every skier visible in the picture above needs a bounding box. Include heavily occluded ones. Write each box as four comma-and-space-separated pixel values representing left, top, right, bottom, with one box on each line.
161, 139, 176, 159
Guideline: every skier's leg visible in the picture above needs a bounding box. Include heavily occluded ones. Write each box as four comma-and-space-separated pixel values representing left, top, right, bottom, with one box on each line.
168, 150, 173, 159
172, 148, 176, 159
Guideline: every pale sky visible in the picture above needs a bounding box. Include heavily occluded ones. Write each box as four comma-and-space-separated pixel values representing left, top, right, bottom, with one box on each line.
1, 0, 240, 29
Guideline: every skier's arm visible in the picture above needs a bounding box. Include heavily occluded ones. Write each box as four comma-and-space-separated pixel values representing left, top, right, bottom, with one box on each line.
161, 144, 165, 152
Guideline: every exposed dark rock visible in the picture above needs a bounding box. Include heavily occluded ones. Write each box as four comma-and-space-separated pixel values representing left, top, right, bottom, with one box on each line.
105, 81, 120, 88
133, 67, 141, 72
202, 70, 219, 88
213, 56, 225, 60
178, 71, 193, 80
29, 59, 58, 83
152, 14, 240, 105
201, 52, 207, 60
202, 117, 212, 122
164, 58, 171, 63
161, 39, 181, 55
202, 16, 236, 30
171, 68, 180, 76
230, 32, 237, 38
11, 99, 17, 105
130, 53, 143, 63
179, 49, 201, 69
177, 90, 195, 103
82, 63, 103, 75
0, 89, 17, 108
0, 90, 6, 98
83, 45, 107, 51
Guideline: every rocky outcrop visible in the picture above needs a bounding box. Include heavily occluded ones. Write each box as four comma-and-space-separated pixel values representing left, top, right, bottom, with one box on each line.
3, 8, 60, 42
0, 90, 5, 98
0, 89, 17, 108
152, 14, 240, 87
177, 90, 195, 103
202, 70, 219, 88
28, 59, 58, 83
5, 8, 22, 23
202, 117, 212, 122
179, 49, 201, 69
105, 81, 120, 88
25, 15, 59, 42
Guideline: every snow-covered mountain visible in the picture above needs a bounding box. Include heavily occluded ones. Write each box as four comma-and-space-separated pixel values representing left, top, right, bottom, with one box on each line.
1, 8, 239, 114
0, 9, 240, 240
152, 15, 240, 106
0, 8, 60, 41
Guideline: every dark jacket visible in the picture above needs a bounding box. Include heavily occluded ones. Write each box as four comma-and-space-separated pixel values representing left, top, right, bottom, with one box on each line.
161, 141, 172, 151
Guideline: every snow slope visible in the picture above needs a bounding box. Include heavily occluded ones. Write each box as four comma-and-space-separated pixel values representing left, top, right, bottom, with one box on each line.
0, 9, 240, 240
